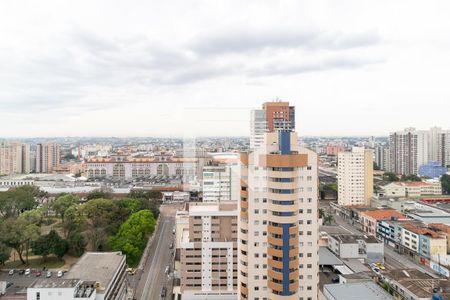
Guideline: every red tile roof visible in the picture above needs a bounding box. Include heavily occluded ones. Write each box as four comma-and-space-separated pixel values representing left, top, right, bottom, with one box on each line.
362, 209, 406, 220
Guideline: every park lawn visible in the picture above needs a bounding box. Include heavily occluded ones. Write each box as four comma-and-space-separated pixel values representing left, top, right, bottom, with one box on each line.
4, 256, 65, 270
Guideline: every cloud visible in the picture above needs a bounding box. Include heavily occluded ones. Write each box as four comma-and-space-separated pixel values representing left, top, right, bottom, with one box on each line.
190, 28, 381, 56
248, 55, 385, 77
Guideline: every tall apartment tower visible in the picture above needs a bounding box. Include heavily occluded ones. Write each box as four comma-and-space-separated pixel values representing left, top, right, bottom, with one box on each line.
389, 128, 428, 175
337, 147, 374, 206
239, 125, 319, 298
0, 142, 31, 175
36, 143, 61, 173
203, 162, 240, 203
250, 101, 295, 150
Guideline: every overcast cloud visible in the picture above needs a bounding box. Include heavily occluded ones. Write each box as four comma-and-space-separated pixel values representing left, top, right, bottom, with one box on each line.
1, 0, 450, 137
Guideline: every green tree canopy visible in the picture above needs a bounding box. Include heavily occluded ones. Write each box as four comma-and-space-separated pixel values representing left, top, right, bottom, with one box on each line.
52, 194, 79, 221
383, 172, 400, 182
0, 218, 40, 264
32, 230, 68, 261
108, 210, 156, 266
441, 174, 450, 195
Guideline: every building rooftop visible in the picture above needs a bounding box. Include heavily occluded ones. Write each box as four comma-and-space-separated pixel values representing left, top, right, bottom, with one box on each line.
29, 278, 80, 289
319, 247, 343, 266
65, 252, 125, 293
330, 234, 380, 244
401, 223, 444, 238
382, 269, 450, 298
324, 281, 393, 300
362, 209, 407, 220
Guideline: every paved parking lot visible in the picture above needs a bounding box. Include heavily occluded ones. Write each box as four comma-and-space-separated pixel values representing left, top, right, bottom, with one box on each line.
0, 271, 37, 293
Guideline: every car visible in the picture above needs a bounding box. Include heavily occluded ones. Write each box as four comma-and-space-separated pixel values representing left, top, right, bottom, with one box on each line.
24, 269, 31, 276
172, 228, 175, 234
35, 271, 42, 277
169, 243, 174, 249
331, 276, 339, 283
375, 262, 386, 270
46, 271, 52, 278
160, 286, 167, 298
165, 266, 170, 274
371, 267, 380, 275
18, 269, 25, 275
57, 271, 63, 278
8, 269, 14, 276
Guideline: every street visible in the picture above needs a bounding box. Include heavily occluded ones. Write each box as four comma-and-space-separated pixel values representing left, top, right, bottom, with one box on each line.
132, 204, 178, 300
328, 205, 439, 278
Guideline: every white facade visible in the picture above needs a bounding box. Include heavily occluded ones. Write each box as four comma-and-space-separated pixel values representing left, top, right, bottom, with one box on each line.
239, 131, 319, 300
337, 147, 373, 206
202, 164, 240, 203
27, 279, 96, 300
250, 109, 267, 150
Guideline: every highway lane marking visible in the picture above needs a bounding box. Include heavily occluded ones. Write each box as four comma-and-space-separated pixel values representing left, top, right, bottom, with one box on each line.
141, 220, 169, 300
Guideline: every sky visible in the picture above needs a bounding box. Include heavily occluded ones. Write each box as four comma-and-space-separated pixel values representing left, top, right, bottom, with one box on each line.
1, 0, 450, 138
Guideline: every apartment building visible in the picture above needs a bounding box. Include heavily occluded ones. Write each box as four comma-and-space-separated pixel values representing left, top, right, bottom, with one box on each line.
179, 203, 238, 300
326, 144, 345, 156
239, 130, 319, 300
250, 101, 295, 150
36, 143, 61, 173
0, 142, 30, 175
337, 147, 373, 206
389, 128, 428, 175
375, 146, 390, 171
203, 163, 240, 203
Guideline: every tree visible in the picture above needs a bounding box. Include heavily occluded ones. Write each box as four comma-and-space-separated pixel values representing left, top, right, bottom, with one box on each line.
0, 186, 40, 217
0, 243, 10, 266
80, 199, 121, 250
61, 206, 85, 238
108, 210, 156, 266
52, 194, 78, 221
441, 174, 450, 195
0, 218, 39, 264
86, 189, 112, 200
19, 209, 44, 225
323, 214, 335, 225
383, 172, 400, 182
32, 230, 68, 261
66, 232, 86, 257
401, 174, 422, 182
63, 153, 76, 161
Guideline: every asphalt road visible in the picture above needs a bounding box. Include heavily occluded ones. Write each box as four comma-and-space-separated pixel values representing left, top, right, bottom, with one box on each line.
133, 204, 177, 300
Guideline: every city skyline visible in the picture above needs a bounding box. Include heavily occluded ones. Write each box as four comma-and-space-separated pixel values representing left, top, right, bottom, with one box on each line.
2, 0, 450, 137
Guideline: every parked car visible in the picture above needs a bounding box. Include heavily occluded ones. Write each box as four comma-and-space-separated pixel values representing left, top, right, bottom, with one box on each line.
57, 270, 63, 278
172, 228, 175, 234
8, 269, 14, 276
375, 262, 385, 270
160, 286, 167, 298
35, 271, 42, 277
169, 243, 174, 249
24, 269, 31, 276
46, 271, 52, 278
165, 266, 169, 274
18, 269, 25, 275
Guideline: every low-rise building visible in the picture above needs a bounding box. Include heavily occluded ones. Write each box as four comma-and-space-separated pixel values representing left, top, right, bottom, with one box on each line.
27, 279, 96, 300
327, 234, 384, 264
380, 181, 442, 198
323, 281, 393, 300
381, 269, 450, 300
65, 252, 127, 300
360, 209, 408, 236
400, 223, 447, 259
